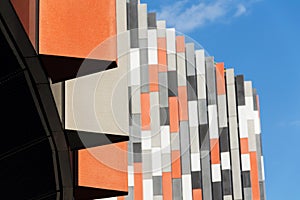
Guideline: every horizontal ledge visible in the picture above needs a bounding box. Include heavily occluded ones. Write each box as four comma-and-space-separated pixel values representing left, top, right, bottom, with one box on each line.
39, 54, 117, 83
75, 186, 127, 200
65, 129, 129, 151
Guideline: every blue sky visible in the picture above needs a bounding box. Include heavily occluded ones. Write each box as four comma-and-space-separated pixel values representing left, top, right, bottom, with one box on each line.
142, 0, 300, 199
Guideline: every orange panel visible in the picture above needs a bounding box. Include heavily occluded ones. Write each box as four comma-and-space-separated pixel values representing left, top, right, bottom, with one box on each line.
240, 138, 249, 154
157, 38, 167, 72
210, 139, 220, 164
171, 150, 181, 178
78, 142, 128, 191
117, 196, 125, 200
216, 63, 226, 95
178, 86, 188, 121
149, 65, 159, 92
40, 0, 116, 60
134, 163, 143, 200
141, 93, 151, 130
169, 97, 179, 133
11, 0, 36, 47
193, 189, 202, 200
250, 152, 260, 199
162, 172, 172, 200
176, 36, 185, 53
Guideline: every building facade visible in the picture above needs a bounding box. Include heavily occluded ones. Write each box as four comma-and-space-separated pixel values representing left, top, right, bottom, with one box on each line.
1, 0, 265, 199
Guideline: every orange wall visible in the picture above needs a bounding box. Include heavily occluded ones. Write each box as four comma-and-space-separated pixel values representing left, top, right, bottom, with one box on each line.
78, 142, 128, 192
39, 0, 116, 60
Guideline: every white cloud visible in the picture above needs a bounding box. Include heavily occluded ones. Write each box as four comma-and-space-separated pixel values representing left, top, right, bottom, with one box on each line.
235, 4, 247, 17
156, 0, 260, 32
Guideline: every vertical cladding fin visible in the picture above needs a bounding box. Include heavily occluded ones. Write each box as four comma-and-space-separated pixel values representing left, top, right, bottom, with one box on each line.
235, 75, 245, 106
205, 57, 217, 105
225, 69, 243, 200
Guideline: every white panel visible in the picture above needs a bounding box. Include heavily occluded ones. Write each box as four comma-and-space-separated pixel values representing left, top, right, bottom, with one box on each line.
96, 197, 117, 200
152, 147, 162, 176
241, 154, 251, 171
238, 106, 248, 138
244, 81, 253, 97
228, 116, 239, 149
191, 153, 201, 171
148, 29, 158, 64
227, 84, 237, 117
208, 105, 219, 139
161, 126, 171, 154
211, 164, 222, 182
225, 68, 235, 85
254, 111, 261, 134
128, 165, 134, 186
182, 175, 193, 200
157, 20, 166, 38
218, 95, 228, 127
197, 74, 206, 99
167, 54, 176, 71
188, 101, 199, 127
245, 97, 255, 116
177, 53, 187, 86
261, 156, 265, 180
166, 28, 176, 54
116, 0, 127, 33
223, 195, 233, 200
195, 50, 205, 75
142, 130, 152, 150
221, 152, 231, 170
143, 179, 154, 200
130, 48, 140, 86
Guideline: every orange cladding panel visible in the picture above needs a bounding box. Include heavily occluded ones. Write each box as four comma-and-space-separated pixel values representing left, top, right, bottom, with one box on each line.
39, 0, 116, 59
250, 152, 260, 199
169, 97, 179, 133
149, 65, 159, 92
193, 189, 202, 200
157, 38, 167, 72
176, 36, 185, 53
171, 150, 181, 178
78, 142, 128, 191
162, 172, 172, 200
141, 93, 151, 130
134, 163, 143, 200
240, 138, 249, 154
216, 63, 226, 95
178, 86, 188, 121
210, 139, 220, 164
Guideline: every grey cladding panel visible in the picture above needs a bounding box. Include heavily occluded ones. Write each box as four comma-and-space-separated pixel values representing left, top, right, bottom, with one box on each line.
235, 75, 245, 106
148, 13, 157, 29
222, 169, 233, 196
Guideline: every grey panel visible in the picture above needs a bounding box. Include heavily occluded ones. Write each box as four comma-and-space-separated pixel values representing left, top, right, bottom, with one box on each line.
131, 114, 141, 142
133, 142, 142, 162
205, 57, 217, 105
180, 121, 191, 174
171, 132, 180, 150
158, 72, 169, 107
235, 75, 245, 106
191, 171, 202, 189
172, 179, 182, 200
212, 182, 223, 200
142, 150, 152, 179
260, 182, 266, 200
253, 88, 258, 110
148, 12, 157, 29
199, 124, 209, 151
220, 128, 230, 152
242, 171, 251, 188
153, 176, 163, 195
243, 187, 252, 200
187, 75, 197, 101
168, 71, 178, 97
201, 151, 213, 200
222, 169, 233, 196
160, 107, 170, 125
126, 186, 134, 200
162, 153, 171, 172
128, 141, 133, 165
186, 43, 195, 76
140, 39, 149, 93
198, 99, 208, 125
